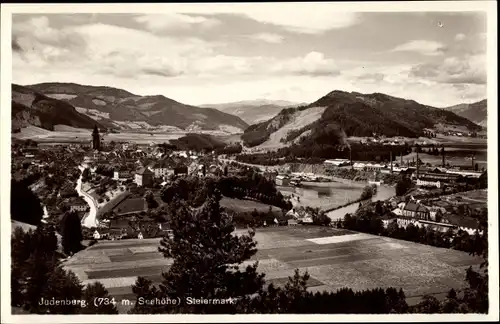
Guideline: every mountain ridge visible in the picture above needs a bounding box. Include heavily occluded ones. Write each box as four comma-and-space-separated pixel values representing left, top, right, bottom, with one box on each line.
443, 99, 487, 127
12, 84, 104, 132
241, 89, 483, 149
19, 82, 249, 133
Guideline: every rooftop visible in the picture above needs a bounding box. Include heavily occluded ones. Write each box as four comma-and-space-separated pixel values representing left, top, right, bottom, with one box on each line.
136, 167, 153, 175
403, 202, 429, 213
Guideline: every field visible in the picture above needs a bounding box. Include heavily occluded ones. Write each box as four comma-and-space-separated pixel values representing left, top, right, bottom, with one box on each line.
112, 197, 146, 215
220, 197, 281, 213
64, 226, 482, 313
12, 125, 239, 144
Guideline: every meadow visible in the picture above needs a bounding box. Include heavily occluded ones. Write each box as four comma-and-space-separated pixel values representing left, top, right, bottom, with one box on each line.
64, 226, 482, 313
12, 125, 238, 145
220, 197, 281, 213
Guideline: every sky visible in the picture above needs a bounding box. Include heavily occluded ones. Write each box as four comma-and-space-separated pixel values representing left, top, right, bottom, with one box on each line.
11, 4, 488, 107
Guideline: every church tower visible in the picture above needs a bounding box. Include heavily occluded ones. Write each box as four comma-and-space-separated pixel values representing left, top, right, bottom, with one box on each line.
92, 125, 100, 151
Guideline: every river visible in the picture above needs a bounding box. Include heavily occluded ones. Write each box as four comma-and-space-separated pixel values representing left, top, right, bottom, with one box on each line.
76, 165, 98, 228
326, 184, 395, 222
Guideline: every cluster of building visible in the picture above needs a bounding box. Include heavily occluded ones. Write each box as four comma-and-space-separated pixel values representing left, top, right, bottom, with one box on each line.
382, 196, 483, 235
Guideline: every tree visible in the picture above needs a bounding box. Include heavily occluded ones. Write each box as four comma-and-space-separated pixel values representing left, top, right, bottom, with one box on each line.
128, 277, 164, 314
11, 179, 44, 225
144, 190, 158, 209
39, 267, 84, 314
413, 295, 441, 313
130, 190, 265, 314
360, 185, 374, 200
395, 177, 412, 196
312, 210, 331, 226
81, 282, 119, 314
60, 211, 83, 255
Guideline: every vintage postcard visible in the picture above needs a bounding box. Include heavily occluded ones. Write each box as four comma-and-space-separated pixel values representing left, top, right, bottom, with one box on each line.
1, 1, 498, 323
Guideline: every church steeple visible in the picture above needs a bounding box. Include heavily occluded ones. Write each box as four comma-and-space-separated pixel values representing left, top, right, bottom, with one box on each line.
92, 125, 100, 151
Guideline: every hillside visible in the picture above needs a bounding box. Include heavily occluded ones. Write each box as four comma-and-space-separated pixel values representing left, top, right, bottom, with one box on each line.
24, 82, 249, 133
242, 90, 483, 149
444, 99, 487, 127
201, 100, 303, 125
12, 84, 102, 132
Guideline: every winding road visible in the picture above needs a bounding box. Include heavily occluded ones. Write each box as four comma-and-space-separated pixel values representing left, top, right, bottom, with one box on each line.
76, 165, 99, 228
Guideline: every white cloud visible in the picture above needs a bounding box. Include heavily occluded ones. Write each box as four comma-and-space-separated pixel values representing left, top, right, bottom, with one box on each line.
455, 33, 466, 41
409, 53, 486, 85
391, 40, 446, 56
271, 52, 339, 76
163, 3, 361, 34
247, 33, 284, 44
134, 13, 221, 32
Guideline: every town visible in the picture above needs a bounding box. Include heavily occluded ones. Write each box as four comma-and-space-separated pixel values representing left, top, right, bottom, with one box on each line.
12, 124, 487, 244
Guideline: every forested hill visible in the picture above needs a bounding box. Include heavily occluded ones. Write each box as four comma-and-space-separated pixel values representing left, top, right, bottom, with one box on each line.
242, 90, 483, 148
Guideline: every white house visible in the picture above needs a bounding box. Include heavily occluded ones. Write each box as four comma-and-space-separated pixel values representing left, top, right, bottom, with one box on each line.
93, 230, 101, 240
416, 178, 441, 188
137, 232, 144, 240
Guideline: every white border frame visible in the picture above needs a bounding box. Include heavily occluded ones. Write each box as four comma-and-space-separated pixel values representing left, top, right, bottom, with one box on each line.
1, 2, 498, 323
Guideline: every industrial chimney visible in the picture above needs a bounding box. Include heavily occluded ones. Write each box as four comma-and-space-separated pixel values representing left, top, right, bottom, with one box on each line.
441, 146, 445, 168
471, 154, 475, 170
390, 151, 393, 173
349, 147, 353, 169
416, 145, 419, 179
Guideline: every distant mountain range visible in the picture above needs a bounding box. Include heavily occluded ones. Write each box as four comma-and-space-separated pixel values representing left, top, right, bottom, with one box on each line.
242, 90, 484, 149
444, 99, 487, 127
12, 83, 248, 133
200, 100, 304, 125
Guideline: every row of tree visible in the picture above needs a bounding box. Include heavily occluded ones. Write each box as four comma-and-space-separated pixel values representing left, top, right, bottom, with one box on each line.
11, 224, 118, 314
160, 172, 292, 211
237, 143, 413, 165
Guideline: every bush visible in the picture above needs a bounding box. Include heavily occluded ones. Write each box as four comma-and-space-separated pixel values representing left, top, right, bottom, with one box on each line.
360, 185, 375, 200
396, 178, 413, 196
312, 211, 331, 226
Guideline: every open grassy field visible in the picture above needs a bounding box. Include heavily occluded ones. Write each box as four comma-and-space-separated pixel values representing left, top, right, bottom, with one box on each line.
112, 197, 146, 215
12, 125, 240, 144
220, 197, 281, 213
64, 226, 482, 313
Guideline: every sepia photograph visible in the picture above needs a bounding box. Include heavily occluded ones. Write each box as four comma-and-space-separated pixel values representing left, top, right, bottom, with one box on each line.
1, 1, 498, 322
